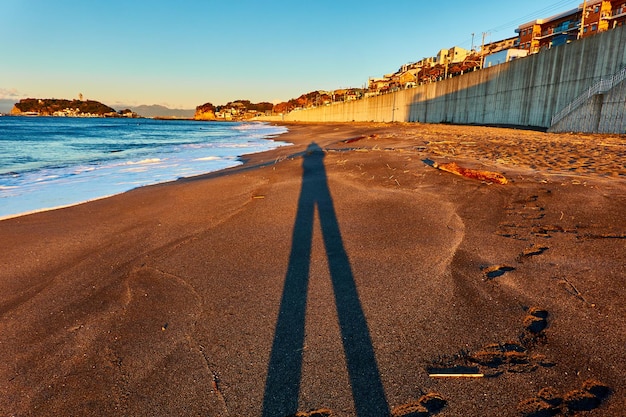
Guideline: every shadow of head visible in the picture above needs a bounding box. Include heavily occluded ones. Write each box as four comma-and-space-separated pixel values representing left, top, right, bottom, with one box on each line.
303, 142, 326, 175
305, 142, 324, 155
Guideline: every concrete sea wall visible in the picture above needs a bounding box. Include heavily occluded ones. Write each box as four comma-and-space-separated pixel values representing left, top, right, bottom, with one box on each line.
282, 26, 626, 132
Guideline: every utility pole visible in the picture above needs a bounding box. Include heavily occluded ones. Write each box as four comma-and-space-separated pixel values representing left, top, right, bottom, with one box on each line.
579, 0, 588, 39
471, 33, 475, 51
480, 32, 488, 68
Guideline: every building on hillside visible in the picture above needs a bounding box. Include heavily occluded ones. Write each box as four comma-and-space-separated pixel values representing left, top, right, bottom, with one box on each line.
516, 1, 626, 54
332, 88, 364, 101
368, 77, 391, 93
483, 49, 529, 68
396, 70, 419, 88
416, 56, 437, 67
436, 46, 471, 65
579, 0, 626, 35
516, 8, 580, 53
481, 36, 518, 55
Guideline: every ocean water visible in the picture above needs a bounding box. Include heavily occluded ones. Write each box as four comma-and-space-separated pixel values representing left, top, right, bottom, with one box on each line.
0, 117, 289, 219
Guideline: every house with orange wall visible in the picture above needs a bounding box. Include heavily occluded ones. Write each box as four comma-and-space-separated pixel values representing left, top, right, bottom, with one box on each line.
516, 1, 626, 53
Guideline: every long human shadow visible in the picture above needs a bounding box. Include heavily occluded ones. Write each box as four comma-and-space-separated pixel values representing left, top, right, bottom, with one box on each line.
262, 143, 388, 417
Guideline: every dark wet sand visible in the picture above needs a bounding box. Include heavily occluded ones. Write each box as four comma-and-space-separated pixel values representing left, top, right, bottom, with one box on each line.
1, 122, 625, 416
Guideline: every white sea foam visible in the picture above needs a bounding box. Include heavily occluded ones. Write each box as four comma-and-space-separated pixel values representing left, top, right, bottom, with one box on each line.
0, 118, 289, 220
194, 156, 222, 161
125, 158, 162, 165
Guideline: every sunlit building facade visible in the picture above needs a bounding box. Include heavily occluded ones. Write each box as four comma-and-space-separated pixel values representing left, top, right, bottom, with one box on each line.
516, 1, 626, 53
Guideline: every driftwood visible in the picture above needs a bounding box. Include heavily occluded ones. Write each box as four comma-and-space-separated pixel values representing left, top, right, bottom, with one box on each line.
433, 161, 508, 184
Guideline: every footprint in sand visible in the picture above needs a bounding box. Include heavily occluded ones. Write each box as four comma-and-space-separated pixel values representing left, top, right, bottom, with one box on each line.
516, 244, 549, 262
498, 193, 556, 240
391, 392, 447, 417
427, 307, 554, 378
518, 379, 611, 416
481, 264, 516, 280
523, 307, 549, 334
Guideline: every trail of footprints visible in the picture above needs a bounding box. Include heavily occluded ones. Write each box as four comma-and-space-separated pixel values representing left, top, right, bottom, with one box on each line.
487, 192, 610, 415
426, 307, 553, 379
287, 191, 611, 416
290, 303, 609, 416
496, 191, 577, 241
412, 190, 611, 416
518, 379, 612, 417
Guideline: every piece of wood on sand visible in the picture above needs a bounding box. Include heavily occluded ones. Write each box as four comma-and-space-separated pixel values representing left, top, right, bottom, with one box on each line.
429, 373, 485, 378
430, 160, 508, 184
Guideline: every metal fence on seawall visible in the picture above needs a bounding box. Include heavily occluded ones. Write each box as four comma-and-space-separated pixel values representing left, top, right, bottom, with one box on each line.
551, 66, 626, 126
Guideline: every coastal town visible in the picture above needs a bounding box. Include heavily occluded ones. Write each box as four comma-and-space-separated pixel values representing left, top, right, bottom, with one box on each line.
198, 0, 626, 118
4, 0, 626, 120
273, 0, 626, 113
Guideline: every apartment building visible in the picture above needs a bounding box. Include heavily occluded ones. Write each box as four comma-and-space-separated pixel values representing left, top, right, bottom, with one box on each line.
436, 46, 471, 65
481, 36, 518, 55
516, 1, 626, 53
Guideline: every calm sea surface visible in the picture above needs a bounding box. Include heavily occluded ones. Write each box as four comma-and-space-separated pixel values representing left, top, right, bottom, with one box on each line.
0, 117, 289, 219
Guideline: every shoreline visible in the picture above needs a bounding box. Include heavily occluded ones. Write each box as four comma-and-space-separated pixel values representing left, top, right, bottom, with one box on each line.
1, 122, 625, 416
0, 120, 291, 222
0, 193, 118, 222
3, 121, 624, 222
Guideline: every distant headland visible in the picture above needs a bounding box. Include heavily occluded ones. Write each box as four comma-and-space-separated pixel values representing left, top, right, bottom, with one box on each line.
10, 98, 137, 118
194, 100, 273, 121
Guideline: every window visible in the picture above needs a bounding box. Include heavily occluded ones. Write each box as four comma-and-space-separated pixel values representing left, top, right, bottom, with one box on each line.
592, 23, 598, 31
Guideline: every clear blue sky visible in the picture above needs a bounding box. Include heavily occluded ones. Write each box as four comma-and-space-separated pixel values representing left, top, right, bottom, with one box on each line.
1, 0, 581, 109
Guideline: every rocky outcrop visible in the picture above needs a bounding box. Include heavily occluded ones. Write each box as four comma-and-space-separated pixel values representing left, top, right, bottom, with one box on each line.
12, 98, 117, 116
194, 102, 217, 120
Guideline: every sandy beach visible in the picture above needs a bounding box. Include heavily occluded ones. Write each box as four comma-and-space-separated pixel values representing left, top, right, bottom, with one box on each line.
1, 122, 625, 416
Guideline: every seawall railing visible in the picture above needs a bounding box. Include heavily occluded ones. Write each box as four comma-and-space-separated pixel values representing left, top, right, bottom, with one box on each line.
551, 66, 626, 126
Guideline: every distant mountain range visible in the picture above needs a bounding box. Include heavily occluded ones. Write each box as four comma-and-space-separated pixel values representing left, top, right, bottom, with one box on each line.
0, 99, 16, 114
116, 104, 195, 118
